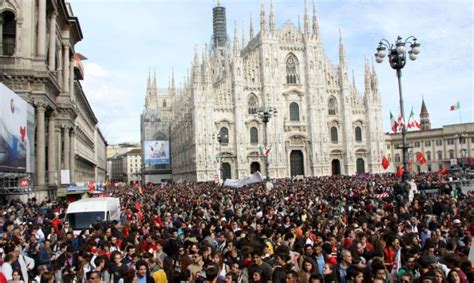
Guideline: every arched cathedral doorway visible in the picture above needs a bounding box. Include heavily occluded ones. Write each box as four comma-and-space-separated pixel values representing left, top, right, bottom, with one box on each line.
222, 163, 231, 180
290, 150, 304, 176
250, 162, 260, 174
331, 159, 341, 175
356, 158, 365, 174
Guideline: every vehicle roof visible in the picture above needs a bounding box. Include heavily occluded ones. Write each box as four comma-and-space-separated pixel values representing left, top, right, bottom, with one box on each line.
66, 197, 119, 214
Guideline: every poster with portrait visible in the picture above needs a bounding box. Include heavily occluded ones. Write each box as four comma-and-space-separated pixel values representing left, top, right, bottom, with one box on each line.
0, 83, 28, 172
144, 140, 170, 165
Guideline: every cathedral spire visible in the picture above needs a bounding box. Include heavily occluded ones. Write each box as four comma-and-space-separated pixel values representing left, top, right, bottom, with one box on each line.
298, 15, 301, 32
152, 68, 157, 89
352, 69, 356, 89
242, 21, 247, 47
249, 12, 254, 39
171, 68, 176, 92
233, 21, 240, 55
260, 2, 266, 34
146, 67, 151, 90
269, 0, 276, 32
193, 45, 200, 83
312, 0, 320, 37
304, 0, 310, 34
339, 29, 347, 68
364, 56, 371, 93
420, 96, 431, 131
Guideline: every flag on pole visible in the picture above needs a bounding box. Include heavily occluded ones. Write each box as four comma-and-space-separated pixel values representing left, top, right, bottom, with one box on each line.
449, 101, 460, 111
257, 145, 264, 157
417, 152, 426, 165
264, 145, 272, 156
396, 165, 404, 177
381, 156, 390, 170
407, 107, 420, 129
397, 114, 405, 132
390, 111, 398, 133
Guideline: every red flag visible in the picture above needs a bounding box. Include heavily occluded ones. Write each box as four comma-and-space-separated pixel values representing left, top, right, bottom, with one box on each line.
408, 161, 413, 173
396, 165, 404, 177
417, 152, 426, 165
381, 156, 390, 170
439, 168, 448, 175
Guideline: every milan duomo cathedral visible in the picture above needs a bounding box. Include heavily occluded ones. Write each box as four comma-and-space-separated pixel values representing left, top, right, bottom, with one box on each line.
141, 1, 386, 182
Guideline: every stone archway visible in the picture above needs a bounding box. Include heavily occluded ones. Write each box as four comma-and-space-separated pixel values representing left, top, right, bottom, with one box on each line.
250, 162, 260, 174
331, 159, 341, 175
290, 150, 304, 176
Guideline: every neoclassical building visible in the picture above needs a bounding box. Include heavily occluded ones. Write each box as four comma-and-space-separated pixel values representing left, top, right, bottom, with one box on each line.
0, 0, 106, 199
154, 2, 386, 181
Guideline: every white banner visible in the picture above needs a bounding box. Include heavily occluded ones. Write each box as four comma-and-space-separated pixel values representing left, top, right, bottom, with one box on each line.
223, 171, 263, 188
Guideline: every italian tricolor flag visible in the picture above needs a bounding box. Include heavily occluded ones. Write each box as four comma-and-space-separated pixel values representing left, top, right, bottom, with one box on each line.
390, 111, 398, 133
450, 101, 460, 111
257, 145, 272, 157
407, 107, 420, 129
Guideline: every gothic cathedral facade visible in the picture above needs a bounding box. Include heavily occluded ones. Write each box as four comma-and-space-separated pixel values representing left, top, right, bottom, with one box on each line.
144, 2, 386, 182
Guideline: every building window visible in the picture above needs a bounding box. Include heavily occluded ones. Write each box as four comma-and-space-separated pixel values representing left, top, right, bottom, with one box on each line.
395, 154, 400, 163
427, 164, 432, 172
426, 151, 431, 161
1, 11, 16, 56
471, 137, 474, 143
459, 137, 466, 144
331, 127, 338, 143
449, 150, 454, 159
328, 97, 337, 116
248, 94, 258, 115
447, 139, 454, 145
250, 127, 258, 144
355, 127, 362, 142
219, 127, 229, 144
387, 145, 390, 150
289, 102, 300, 121
286, 54, 299, 84
425, 140, 431, 147
162, 100, 167, 107
437, 151, 443, 160
435, 140, 442, 146
414, 142, 420, 147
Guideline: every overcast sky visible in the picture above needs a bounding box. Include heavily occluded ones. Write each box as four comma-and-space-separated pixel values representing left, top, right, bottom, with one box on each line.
71, 0, 473, 144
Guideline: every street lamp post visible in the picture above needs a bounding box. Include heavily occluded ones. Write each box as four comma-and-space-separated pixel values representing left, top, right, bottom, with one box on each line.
255, 107, 277, 182
375, 36, 420, 182
216, 132, 227, 183
456, 133, 467, 172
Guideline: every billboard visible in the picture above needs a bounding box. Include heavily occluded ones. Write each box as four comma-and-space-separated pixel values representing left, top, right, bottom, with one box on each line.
0, 83, 28, 172
144, 140, 170, 165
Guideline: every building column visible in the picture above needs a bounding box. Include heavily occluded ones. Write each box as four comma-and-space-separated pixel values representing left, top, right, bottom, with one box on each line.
63, 126, 70, 171
48, 12, 57, 71
56, 124, 62, 184
37, 0, 47, 57
35, 101, 47, 186
69, 58, 75, 101
69, 128, 76, 184
0, 15, 4, 55
63, 44, 70, 93
47, 111, 57, 184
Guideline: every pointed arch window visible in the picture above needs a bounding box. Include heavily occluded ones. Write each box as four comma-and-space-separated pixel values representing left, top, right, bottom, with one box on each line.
355, 127, 362, 142
2, 10, 16, 56
331, 127, 338, 143
286, 55, 299, 84
219, 127, 229, 144
162, 100, 167, 107
250, 127, 258, 144
426, 151, 431, 161
328, 97, 337, 115
289, 102, 300, 121
248, 94, 258, 115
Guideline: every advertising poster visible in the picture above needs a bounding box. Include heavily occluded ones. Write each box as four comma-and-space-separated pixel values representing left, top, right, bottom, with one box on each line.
144, 140, 170, 165
0, 83, 28, 172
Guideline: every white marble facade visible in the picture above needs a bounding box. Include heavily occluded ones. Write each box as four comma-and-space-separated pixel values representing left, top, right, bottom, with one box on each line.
146, 2, 386, 182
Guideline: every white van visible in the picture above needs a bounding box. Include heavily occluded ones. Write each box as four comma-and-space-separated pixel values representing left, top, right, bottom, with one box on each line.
65, 197, 120, 233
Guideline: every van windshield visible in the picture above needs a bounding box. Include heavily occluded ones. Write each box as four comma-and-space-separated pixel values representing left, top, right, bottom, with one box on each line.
66, 212, 105, 230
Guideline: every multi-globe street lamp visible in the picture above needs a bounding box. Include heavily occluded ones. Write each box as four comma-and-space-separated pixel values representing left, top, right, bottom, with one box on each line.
255, 106, 277, 182
375, 36, 420, 182
456, 133, 467, 172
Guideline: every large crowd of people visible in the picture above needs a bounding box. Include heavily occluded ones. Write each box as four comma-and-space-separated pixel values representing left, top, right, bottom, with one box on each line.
0, 172, 472, 283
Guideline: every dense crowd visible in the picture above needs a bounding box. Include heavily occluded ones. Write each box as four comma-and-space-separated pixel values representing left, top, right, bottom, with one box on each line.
0, 172, 472, 283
